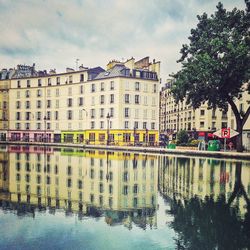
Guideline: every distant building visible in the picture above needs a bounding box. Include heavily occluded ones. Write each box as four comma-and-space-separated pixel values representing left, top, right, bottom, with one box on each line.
159, 79, 250, 149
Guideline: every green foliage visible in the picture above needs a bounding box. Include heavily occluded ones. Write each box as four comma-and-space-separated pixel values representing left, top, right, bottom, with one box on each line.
177, 130, 189, 144
172, 2, 250, 110
171, 2, 250, 152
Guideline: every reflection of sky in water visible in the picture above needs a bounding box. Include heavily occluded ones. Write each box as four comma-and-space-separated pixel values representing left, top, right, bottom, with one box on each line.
0, 195, 176, 250
0, 148, 249, 249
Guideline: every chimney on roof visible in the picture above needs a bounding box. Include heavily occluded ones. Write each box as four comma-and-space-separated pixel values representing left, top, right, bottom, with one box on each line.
66, 67, 74, 73
49, 69, 56, 75
79, 64, 88, 71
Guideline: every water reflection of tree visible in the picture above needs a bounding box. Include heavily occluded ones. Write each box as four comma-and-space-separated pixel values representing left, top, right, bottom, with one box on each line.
167, 161, 250, 250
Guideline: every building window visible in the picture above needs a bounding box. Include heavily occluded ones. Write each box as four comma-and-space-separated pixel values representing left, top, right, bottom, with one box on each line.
100, 121, 104, 129
80, 74, 84, 82
124, 108, 129, 118
134, 121, 139, 129
47, 123, 51, 129
135, 82, 140, 91
91, 109, 95, 119
110, 94, 114, 103
67, 110, 73, 120
125, 94, 129, 103
37, 100, 41, 109
47, 111, 51, 120
17, 80, 21, 88
100, 108, 104, 118
55, 111, 59, 120
79, 85, 84, 94
56, 100, 59, 108
25, 90, 30, 98
55, 88, 60, 97
25, 123, 30, 130
16, 101, 21, 109
37, 112, 41, 120
79, 97, 83, 106
110, 108, 114, 117
16, 123, 21, 130
26, 101, 30, 109
36, 123, 41, 130
221, 122, 227, 128
124, 121, 129, 129
110, 81, 114, 90
38, 79, 42, 87
27, 80, 30, 88
100, 95, 105, 104
143, 122, 147, 129
151, 122, 155, 129
69, 75, 73, 83
56, 77, 60, 85
47, 100, 51, 108
37, 89, 42, 97
91, 121, 95, 129
91, 84, 95, 92
100, 82, 104, 91
153, 84, 157, 93
48, 78, 51, 86
25, 112, 31, 120
200, 110, 205, 116
200, 121, 205, 128
68, 98, 73, 107
16, 112, 21, 120
135, 95, 140, 104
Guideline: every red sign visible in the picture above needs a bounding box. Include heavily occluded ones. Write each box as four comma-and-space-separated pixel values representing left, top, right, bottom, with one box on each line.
221, 128, 230, 138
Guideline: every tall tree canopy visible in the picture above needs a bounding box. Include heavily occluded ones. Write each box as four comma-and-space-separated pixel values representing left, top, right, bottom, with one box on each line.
172, 1, 250, 151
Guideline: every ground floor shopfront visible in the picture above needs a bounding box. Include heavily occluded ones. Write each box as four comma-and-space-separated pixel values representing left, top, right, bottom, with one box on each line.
2, 129, 159, 146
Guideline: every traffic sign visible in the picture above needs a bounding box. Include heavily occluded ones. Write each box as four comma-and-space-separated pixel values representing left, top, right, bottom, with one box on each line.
213, 128, 239, 139
222, 128, 230, 138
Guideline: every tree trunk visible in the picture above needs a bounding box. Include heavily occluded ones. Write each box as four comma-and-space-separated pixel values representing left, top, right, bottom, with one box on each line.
227, 98, 247, 152
236, 125, 243, 152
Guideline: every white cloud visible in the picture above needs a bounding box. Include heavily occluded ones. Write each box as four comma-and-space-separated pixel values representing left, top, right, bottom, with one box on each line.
0, 0, 246, 80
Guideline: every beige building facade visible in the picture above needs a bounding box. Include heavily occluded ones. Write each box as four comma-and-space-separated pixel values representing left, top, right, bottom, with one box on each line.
4, 57, 160, 146
160, 79, 250, 149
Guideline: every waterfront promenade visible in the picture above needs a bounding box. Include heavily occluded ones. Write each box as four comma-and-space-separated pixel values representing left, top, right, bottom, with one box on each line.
1, 141, 250, 160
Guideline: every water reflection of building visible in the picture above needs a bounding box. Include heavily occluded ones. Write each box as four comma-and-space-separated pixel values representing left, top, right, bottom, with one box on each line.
0, 147, 158, 229
0, 152, 9, 198
158, 156, 250, 216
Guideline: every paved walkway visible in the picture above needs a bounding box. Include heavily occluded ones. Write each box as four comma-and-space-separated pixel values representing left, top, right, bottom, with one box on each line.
1, 141, 250, 160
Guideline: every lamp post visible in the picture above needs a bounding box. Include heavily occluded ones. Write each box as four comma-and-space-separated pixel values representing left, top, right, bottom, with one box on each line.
106, 113, 110, 145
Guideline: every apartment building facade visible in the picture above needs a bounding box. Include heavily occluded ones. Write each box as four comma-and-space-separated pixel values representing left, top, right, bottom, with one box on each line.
160, 79, 250, 149
2, 57, 160, 146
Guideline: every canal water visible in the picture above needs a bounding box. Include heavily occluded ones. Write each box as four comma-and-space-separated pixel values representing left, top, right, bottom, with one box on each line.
0, 145, 249, 250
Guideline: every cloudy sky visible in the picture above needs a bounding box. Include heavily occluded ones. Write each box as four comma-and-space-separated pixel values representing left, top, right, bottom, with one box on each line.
0, 0, 246, 80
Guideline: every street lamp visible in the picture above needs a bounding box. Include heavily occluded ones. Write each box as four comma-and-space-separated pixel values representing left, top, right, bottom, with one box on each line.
106, 113, 111, 145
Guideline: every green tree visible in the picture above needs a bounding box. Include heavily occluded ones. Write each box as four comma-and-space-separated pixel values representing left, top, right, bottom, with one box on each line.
172, 1, 250, 152
177, 130, 189, 144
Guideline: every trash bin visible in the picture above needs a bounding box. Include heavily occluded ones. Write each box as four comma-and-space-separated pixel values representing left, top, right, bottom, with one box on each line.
207, 140, 220, 151
167, 144, 176, 149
